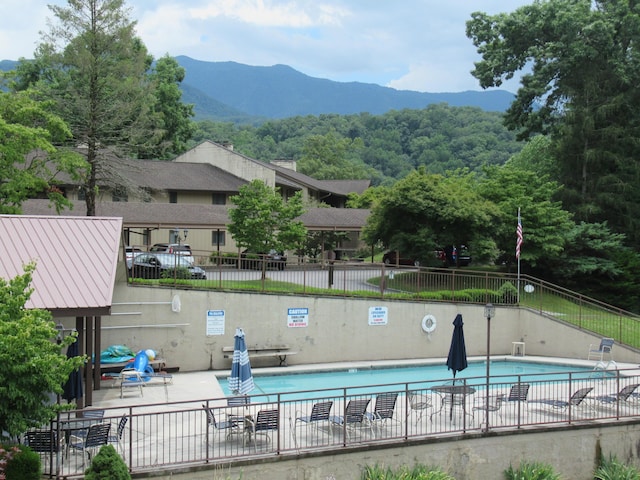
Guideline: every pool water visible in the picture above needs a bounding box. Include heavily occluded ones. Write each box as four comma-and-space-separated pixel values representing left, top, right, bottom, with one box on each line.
218, 360, 603, 401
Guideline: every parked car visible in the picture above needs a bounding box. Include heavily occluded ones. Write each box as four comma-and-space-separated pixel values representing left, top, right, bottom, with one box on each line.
150, 243, 194, 265
240, 249, 287, 270
125, 246, 142, 265
437, 245, 472, 267
382, 251, 420, 267
129, 253, 206, 280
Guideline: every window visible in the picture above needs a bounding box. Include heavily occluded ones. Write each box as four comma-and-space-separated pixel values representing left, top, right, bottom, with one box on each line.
77, 187, 86, 201
169, 191, 178, 203
212, 231, 226, 247
212, 193, 226, 205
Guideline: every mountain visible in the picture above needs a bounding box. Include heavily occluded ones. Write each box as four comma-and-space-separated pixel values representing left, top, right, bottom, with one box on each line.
176, 56, 515, 121
2, 57, 516, 122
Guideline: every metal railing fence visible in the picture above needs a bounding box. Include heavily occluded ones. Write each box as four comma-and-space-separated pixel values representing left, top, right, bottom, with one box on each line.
127, 255, 640, 349
30, 366, 640, 478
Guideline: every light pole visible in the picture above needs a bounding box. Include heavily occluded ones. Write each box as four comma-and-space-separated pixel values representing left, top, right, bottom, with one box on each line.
484, 302, 495, 432
175, 228, 188, 246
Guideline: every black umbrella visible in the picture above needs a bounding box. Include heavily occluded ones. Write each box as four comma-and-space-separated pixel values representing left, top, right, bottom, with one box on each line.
445, 313, 468, 419
62, 340, 83, 403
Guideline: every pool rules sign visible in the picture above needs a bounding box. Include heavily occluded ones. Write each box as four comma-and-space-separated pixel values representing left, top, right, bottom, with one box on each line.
368, 306, 388, 326
287, 307, 309, 327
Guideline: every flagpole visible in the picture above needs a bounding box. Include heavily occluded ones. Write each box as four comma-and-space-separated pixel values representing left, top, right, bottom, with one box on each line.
517, 208, 521, 303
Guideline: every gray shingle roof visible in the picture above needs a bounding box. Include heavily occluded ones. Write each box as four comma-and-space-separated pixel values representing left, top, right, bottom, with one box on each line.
22, 200, 370, 231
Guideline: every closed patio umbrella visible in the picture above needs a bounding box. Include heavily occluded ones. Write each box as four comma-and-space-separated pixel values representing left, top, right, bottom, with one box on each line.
62, 340, 83, 403
228, 328, 254, 396
445, 313, 468, 419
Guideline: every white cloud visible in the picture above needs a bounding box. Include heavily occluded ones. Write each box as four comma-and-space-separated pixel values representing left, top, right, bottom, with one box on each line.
2, 0, 532, 92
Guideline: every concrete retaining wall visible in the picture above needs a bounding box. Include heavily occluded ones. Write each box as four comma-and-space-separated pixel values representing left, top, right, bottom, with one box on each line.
54, 268, 638, 371
133, 421, 640, 479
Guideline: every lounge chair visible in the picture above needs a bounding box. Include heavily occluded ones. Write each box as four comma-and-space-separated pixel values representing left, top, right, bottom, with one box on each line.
588, 338, 614, 362
365, 392, 400, 436
292, 400, 333, 448
594, 384, 640, 409
503, 383, 530, 416
529, 387, 594, 414
329, 398, 372, 440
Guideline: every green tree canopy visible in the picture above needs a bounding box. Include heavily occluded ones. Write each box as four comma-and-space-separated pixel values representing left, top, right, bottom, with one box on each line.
228, 180, 307, 255
136, 55, 195, 159
362, 168, 499, 264
478, 154, 573, 269
466, 0, 640, 248
0, 89, 83, 214
0, 264, 85, 439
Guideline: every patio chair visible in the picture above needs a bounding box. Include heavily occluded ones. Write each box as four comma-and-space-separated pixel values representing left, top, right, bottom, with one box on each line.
594, 384, 640, 409
292, 400, 333, 448
365, 392, 400, 436
202, 404, 241, 440
472, 394, 505, 426
329, 398, 372, 440
588, 338, 614, 362
406, 391, 433, 424
245, 408, 279, 450
529, 387, 594, 414
108, 415, 128, 458
24, 430, 63, 465
68, 422, 111, 464
120, 368, 145, 398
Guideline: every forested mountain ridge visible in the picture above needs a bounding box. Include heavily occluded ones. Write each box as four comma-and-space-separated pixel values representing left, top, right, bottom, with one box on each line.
175, 56, 516, 121
191, 103, 524, 185
3, 57, 516, 122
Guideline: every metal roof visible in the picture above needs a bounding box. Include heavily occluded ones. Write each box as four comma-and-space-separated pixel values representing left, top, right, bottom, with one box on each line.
0, 215, 122, 316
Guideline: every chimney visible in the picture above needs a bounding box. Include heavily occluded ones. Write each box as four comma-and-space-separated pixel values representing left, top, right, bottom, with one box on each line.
271, 159, 297, 171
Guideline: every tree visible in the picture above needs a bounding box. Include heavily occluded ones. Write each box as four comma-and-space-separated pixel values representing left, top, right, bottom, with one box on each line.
466, 1, 640, 247
0, 264, 84, 440
27, 0, 154, 216
298, 131, 371, 180
228, 180, 307, 256
477, 154, 574, 269
135, 55, 195, 159
0, 89, 84, 214
362, 168, 499, 265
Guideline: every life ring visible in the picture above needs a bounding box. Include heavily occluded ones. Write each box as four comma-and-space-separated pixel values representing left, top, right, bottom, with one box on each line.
421, 314, 437, 334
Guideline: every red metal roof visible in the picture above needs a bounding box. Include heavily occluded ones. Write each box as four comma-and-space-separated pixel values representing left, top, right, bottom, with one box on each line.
0, 215, 122, 316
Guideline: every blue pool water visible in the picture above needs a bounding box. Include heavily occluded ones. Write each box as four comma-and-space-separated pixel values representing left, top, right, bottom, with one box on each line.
218, 360, 603, 401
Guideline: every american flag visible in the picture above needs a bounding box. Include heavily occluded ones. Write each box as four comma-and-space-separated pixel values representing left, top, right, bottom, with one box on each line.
516, 213, 523, 259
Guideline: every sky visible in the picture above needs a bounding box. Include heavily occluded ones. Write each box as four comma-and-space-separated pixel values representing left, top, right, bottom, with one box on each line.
1, 0, 531, 93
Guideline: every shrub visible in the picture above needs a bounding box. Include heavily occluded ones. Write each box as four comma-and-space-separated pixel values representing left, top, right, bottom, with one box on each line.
84, 444, 130, 480
362, 463, 455, 479
504, 461, 560, 480
1, 444, 41, 480
594, 455, 640, 480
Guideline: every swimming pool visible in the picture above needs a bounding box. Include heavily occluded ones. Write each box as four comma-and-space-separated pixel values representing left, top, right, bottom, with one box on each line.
217, 359, 604, 401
